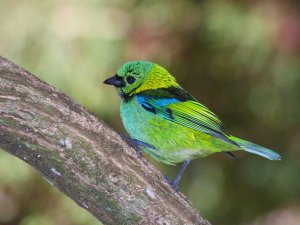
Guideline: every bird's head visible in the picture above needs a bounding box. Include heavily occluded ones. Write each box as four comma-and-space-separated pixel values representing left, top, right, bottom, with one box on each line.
104, 61, 179, 99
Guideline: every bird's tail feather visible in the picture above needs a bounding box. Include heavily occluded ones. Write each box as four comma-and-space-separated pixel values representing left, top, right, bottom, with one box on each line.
227, 135, 282, 160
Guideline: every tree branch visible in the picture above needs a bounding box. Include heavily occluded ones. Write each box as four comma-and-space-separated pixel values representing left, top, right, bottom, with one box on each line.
0, 56, 211, 225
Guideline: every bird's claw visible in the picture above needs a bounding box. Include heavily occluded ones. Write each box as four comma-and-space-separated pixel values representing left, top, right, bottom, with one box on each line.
131, 143, 143, 157
164, 176, 180, 192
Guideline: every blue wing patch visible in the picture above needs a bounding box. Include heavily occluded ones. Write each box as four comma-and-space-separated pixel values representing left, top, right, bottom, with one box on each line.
141, 102, 156, 114
137, 96, 179, 107
137, 96, 178, 120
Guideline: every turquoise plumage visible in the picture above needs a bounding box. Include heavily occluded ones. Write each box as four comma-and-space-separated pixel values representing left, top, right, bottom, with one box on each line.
104, 61, 281, 190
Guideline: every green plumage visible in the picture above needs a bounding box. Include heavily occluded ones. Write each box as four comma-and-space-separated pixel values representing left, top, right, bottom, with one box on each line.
121, 94, 237, 165
104, 61, 281, 189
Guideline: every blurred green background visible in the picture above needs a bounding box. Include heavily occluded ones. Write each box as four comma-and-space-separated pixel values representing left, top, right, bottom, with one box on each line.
0, 0, 300, 225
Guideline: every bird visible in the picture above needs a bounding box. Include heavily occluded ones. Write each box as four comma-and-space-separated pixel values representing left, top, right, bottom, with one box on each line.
103, 61, 281, 191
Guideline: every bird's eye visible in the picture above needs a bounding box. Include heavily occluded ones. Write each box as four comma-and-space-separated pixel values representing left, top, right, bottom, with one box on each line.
126, 76, 136, 84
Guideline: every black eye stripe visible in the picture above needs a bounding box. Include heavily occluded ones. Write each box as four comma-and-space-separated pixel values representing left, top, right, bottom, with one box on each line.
126, 76, 136, 84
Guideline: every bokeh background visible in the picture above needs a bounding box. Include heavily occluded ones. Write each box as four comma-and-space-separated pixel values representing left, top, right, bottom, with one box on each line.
0, 0, 300, 225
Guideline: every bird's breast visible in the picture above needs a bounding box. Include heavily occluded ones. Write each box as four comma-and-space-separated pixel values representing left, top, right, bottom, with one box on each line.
120, 96, 152, 140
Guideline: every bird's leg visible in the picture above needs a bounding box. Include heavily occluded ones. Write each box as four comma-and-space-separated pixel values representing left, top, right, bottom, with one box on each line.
119, 134, 156, 157
165, 160, 190, 191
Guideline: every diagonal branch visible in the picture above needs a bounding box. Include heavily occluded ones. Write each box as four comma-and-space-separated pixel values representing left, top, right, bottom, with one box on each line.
0, 56, 211, 225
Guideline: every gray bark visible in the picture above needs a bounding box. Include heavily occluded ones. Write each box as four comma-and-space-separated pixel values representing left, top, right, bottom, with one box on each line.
0, 56, 211, 225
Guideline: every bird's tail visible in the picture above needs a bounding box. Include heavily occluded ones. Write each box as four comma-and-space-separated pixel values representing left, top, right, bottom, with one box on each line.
227, 135, 282, 160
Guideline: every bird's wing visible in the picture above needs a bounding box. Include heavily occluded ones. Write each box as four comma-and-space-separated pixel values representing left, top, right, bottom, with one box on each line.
137, 88, 237, 145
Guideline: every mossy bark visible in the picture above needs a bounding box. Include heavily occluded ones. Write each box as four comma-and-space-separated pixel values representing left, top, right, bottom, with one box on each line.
0, 56, 211, 225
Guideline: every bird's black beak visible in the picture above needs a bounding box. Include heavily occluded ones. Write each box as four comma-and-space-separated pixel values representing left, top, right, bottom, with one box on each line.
103, 75, 126, 87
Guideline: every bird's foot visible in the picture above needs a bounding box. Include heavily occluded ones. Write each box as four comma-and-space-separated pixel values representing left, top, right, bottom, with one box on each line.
164, 160, 190, 192
164, 176, 180, 192
119, 134, 156, 157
